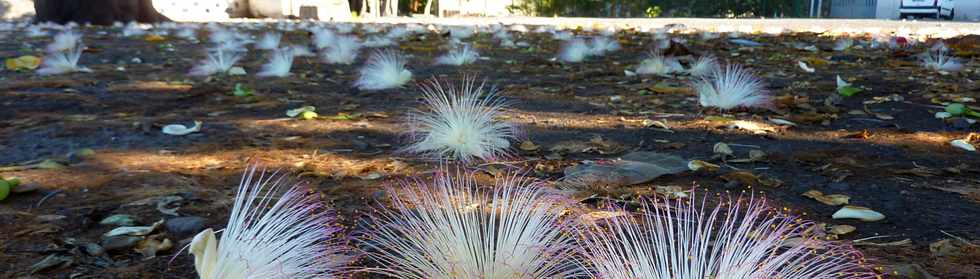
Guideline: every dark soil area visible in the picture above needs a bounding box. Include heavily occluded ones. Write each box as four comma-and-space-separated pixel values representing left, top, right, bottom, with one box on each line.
1, 23, 979, 278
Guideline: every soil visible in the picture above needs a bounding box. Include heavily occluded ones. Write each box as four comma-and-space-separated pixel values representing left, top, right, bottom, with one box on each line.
1, 23, 979, 278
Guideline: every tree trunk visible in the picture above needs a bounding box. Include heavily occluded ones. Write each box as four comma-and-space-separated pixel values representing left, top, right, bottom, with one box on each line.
34, 0, 169, 25
424, 0, 433, 16
386, 0, 395, 16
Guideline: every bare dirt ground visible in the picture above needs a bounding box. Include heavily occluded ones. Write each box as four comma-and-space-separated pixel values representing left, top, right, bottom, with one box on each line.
1, 20, 980, 278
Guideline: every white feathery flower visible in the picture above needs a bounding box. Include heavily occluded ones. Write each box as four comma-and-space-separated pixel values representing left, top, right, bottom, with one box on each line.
435, 44, 479, 66
360, 170, 580, 279
156, 22, 178, 30
122, 21, 146, 37
700, 31, 721, 41
46, 31, 82, 53
333, 23, 354, 34
209, 28, 234, 44
500, 39, 517, 48
552, 31, 574, 41
577, 193, 878, 279
190, 166, 348, 279
257, 48, 295, 77
27, 25, 47, 38
636, 53, 683, 76
687, 55, 721, 77
256, 32, 281, 50
362, 24, 382, 34
493, 30, 512, 41
588, 36, 621, 56
403, 78, 515, 163
559, 38, 590, 63
922, 46, 963, 72
214, 39, 248, 52
322, 35, 361, 64
289, 45, 314, 57
600, 26, 617, 37
176, 27, 198, 40
509, 24, 528, 33
385, 26, 411, 40
189, 49, 244, 76
833, 37, 854, 51
362, 36, 395, 48
37, 43, 91, 75
652, 39, 671, 50
695, 64, 769, 110
354, 49, 412, 90
312, 27, 335, 49
449, 26, 475, 40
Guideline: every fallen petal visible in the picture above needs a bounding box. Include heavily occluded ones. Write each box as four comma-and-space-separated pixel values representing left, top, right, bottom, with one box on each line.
832, 205, 885, 221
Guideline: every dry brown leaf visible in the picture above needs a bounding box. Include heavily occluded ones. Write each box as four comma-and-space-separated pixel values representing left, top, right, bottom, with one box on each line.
720, 171, 760, 186
519, 140, 540, 151
802, 190, 850, 206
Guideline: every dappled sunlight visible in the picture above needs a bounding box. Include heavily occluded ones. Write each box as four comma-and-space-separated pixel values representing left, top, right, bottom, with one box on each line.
505, 107, 973, 155
227, 116, 401, 137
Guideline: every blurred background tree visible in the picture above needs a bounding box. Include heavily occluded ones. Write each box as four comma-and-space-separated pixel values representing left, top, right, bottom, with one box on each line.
507, 0, 808, 18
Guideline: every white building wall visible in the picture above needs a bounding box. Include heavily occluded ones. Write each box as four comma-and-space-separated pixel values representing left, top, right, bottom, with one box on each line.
250, 0, 350, 20
153, 0, 232, 21
875, 0, 979, 21
955, 0, 980, 21
439, 0, 519, 17
876, 0, 901, 19
0, 0, 35, 19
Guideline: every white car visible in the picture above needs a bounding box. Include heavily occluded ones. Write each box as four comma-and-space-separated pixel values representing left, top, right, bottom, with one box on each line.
900, 0, 955, 19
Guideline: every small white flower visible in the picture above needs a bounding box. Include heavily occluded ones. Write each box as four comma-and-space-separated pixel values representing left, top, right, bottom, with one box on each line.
209, 27, 234, 44
701, 31, 721, 41
333, 23, 354, 34
255, 32, 281, 50
176, 27, 197, 40
37, 44, 91, 75
558, 38, 590, 63
362, 36, 395, 48
435, 44, 479, 66
289, 45, 314, 57
636, 53, 683, 76
257, 48, 295, 77
493, 30, 512, 41
121, 21, 146, 37
362, 24, 382, 34
354, 49, 412, 90
322, 35, 361, 64
385, 26, 411, 40
449, 26, 475, 39
510, 24, 528, 33
833, 38, 854, 51
696, 64, 770, 110
312, 27, 335, 49
552, 31, 574, 41
922, 46, 963, 72
46, 31, 82, 53
189, 49, 244, 76
27, 25, 47, 38
798, 61, 815, 73
588, 36, 621, 56
687, 55, 721, 77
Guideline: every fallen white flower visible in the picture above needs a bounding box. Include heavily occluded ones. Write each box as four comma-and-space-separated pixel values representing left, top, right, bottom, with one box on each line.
832, 206, 885, 222
162, 121, 202, 136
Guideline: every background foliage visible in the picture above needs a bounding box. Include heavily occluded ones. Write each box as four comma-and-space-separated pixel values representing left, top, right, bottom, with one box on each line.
507, 0, 810, 18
